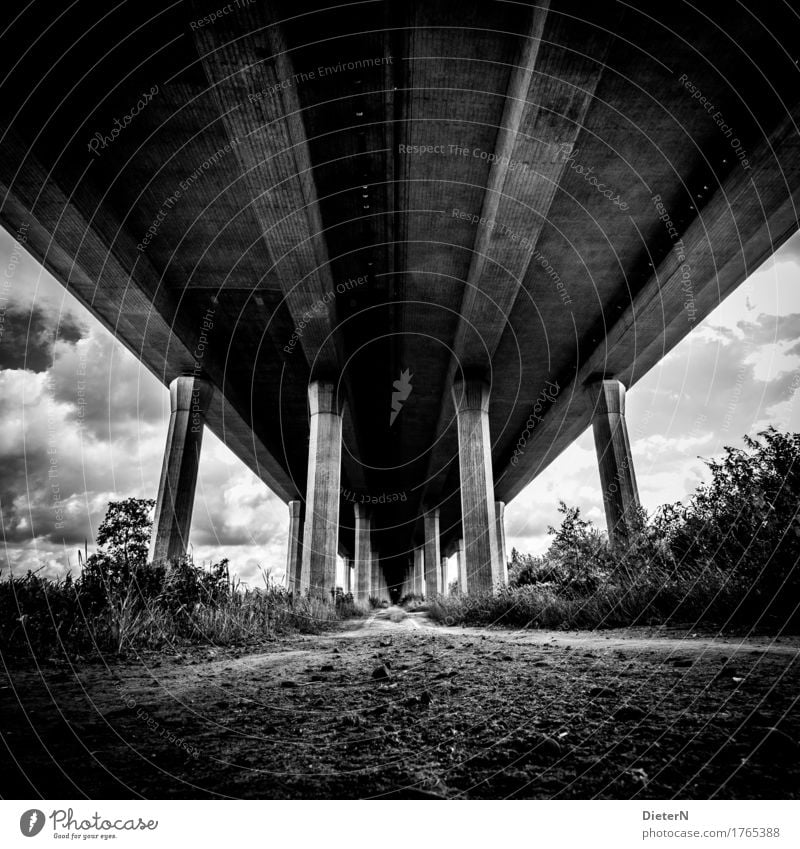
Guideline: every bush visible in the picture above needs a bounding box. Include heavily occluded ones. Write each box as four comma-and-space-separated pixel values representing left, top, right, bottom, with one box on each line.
0, 500, 364, 660
438, 429, 800, 633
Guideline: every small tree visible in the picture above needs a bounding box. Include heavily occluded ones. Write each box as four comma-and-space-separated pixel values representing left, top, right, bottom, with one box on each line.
95, 497, 155, 569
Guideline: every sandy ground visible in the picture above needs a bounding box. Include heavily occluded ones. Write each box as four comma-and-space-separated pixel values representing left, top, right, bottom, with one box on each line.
1, 608, 798, 799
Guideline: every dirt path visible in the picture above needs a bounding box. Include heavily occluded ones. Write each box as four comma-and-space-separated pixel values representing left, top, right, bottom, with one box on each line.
2, 609, 798, 799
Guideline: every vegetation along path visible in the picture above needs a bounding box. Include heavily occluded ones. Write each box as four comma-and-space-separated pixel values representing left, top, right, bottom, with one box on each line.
2, 607, 798, 800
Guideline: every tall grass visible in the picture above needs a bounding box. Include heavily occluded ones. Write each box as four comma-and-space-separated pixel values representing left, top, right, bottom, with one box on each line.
426, 560, 752, 631
0, 564, 366, 660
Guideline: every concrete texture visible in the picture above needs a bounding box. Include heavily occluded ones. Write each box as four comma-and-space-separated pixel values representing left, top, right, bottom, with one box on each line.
300, 381, 343, 599
285, 500, 304, 595
591, 380, 641, 546
149, 377, 213, 564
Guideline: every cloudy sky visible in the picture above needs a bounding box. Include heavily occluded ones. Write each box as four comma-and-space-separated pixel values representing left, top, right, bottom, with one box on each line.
1, 224, 799, 587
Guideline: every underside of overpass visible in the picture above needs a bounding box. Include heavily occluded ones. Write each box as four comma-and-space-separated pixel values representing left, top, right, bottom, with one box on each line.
1, 1, 799, 598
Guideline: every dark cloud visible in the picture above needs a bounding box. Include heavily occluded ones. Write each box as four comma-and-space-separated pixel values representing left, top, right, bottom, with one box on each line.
0, 304, 88, 372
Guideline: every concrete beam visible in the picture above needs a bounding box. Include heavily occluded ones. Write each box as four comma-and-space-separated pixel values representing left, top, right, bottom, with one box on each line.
354, 503, 372, 605
497, 103, 800, 503
423, 507, 441, 598
149, 376, 212, 564
452, 378, 502, 594
300, 381, 343, 600
285, 500, 304, 594
0, 133, 298, 504
592, 380, 640, 545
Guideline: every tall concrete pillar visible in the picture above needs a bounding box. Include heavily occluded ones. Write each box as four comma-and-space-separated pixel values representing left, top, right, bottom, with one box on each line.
423, 507, 441, 597
452, 377, 502, 594
354, 503, 372, 604
495, 501, 508, 584
591, 379, 640, 546
371, 550, 381, 602
456, 537, 467, 593
149, 376, 212, 564
343, 556, 353, 594
285, 500, 304, 594
413, 546, 424, 595
440, 557, 448, 594
300, 381, 343, 600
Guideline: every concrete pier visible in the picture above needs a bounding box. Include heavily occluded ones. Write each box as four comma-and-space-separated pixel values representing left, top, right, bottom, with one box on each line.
149, 376, 212, 564
285, 500, 304, 594
591, 379, 640, 546
495, 501, 509, 584
413, 546, 424, 595
452, 378, 502, 593
456, 537, 467, 593
354, 503, 372, 604
300, 381, 343, 599
423, 507, 441, 597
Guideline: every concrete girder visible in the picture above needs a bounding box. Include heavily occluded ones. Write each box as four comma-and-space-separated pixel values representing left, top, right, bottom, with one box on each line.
496, 102, 800, 503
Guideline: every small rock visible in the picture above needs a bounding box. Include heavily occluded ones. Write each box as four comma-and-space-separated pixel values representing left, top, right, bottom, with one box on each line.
589, 687, 616, 699
372, 664, 391, 681
614, 705, 646, 721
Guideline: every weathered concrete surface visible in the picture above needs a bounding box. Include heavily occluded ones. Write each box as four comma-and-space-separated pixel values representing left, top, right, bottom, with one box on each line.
300, 382, 343, 599
423, 508, 441, 598
285, 500, 304, 595
149, 376, 212, 564
452, 378, 502, 594
592, 380, 641, 545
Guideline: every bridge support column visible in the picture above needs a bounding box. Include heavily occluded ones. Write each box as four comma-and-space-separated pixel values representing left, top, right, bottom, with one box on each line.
495, 501, 508, 584
149, 376, 212, 564
423, 507, 441, 597
354, 503, 372, 604
343, 556, 353, 594
300, 380, 343, 600
452, 377, 502, 594
591, 379, 640, 546
286, 500, 304, 594
371, 550, 381, 602
440, 557, 448, 594
413, 546, 424, 595
456, 537, 467, 593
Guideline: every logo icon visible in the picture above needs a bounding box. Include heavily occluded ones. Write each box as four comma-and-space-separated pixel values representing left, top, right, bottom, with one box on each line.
20, 810, 45, 837
390, 368, 413, 425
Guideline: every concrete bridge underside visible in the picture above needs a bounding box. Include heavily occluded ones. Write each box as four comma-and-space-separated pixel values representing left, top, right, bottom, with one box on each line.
1, 1, 799, 598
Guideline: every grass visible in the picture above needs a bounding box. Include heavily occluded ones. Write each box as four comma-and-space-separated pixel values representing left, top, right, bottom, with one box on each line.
423, 562, 758, 632
0, 568, 367, 661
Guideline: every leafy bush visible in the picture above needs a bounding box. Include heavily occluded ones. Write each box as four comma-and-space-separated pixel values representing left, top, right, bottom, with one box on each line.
441, 429, 800, 632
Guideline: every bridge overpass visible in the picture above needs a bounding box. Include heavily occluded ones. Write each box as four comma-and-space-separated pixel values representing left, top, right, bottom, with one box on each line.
1, 0, 798, 600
